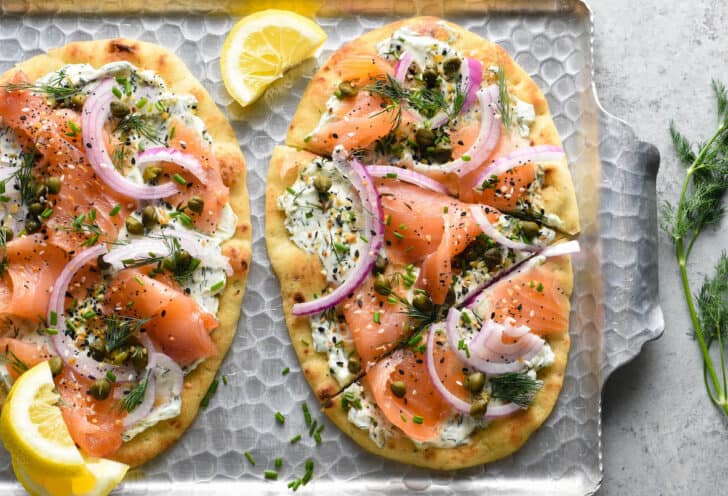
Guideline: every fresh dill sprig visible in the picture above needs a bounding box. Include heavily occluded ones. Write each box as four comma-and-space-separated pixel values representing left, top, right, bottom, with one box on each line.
66, 208, 102, 246
495, 64, 513, 131
104, 315, 148, 353
13, 148, 39, 207
115, 113, 164, 145
451, 85, 466, 118
3, 70, 81, 101
4, 348, 28, 375
365, 74, 451, 129
489, 372, 542, 408
119, 371, 150, 412
661, 79, 728, 416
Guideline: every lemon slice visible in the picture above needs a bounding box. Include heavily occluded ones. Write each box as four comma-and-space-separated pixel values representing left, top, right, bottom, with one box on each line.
13, 455, 129, 496
0, 361, 84, 475
221, 9, 327, 107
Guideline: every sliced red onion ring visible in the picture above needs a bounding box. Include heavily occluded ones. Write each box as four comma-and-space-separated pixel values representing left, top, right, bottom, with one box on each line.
470, 205, 539, 252
152, 352, 184, 399
426, 325, 471, 414
82, 78, 177, 199
484, 401, 523, 419
473, 145, 565, 191
419, 85, 500, 177
540, 240, 581, 258
429, 111, 449, 129
49, 245, 137, 382
292, 157, 384, 316
122, 356, 158, 429
462, 58, 483, 113
394, 51, 414, 83
367, 165, 448, 194
135, 147, 207, 184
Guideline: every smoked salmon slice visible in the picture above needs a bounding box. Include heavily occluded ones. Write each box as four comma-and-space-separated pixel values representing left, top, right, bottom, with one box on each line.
0, 235, 68, 322
0, 338, 52, 380
106, 269, 218, 367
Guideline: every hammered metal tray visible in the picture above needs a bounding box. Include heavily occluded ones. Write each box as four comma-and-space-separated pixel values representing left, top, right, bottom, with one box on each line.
0, 1, 664, 494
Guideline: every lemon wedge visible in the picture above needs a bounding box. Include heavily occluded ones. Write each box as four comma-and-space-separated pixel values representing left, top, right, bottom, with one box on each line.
221, 9, 327, 107
13, 455, 129, 496
0, 361, 84, 476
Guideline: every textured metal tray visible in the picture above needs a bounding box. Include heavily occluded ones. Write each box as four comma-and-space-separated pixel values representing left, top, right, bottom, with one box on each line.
0, 1, 664, 494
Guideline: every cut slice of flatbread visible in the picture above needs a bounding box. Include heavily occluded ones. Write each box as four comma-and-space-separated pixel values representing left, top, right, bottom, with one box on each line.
0, 38, 251, 467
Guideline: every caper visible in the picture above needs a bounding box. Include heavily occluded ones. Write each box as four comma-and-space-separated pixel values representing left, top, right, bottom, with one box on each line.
141, 205, 158, 228
1, 226, 13, 242
373, 273, 391, 296
34, 184, 47, 199
465, 372, 485, 394
29, 202, 44, 216
48, 356, 63, 377
142, 166, 163, 183
422, 66, 439, 88
46, 177, 62, 195
412, 292, 433, 313
110, 101, 130, 119
88, 378, 111, 400
389, 380, 406, 398
130, 345, 148, 372
71, 93, 87, 108
187, 195, 205, 214
97, 254, 111, 271
415, 128, 436, 148
89, 339, 106, 361
520, 221, 541, 240
372, 254, 388, 275
125, 216, 144, 235
111, 349, 129, 365
337, 81, 358, 98
431, 143, 453, 163
25, 218, 40, 234
469, 397, 489, 416
483, 247, 502, 270
175, 249, 192, 269
347, 356, 362, 374
313, 173, 332, 194
442, 57, 462, 79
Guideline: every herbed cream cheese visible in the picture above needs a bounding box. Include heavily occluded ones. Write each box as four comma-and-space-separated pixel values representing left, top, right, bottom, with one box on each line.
309, 311, 356, 386
277, 156, 367, 285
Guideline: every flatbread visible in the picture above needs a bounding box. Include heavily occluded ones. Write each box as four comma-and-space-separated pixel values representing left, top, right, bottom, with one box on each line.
0, 38, 252, 467
270, 17, 577, 469
286, 16, 579, 235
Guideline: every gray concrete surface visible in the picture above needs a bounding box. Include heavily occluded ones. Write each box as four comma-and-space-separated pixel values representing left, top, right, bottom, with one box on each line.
590, 1, 728, 494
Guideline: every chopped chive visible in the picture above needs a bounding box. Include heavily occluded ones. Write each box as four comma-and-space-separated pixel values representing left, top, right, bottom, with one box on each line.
112, 86, 122, 98
302, 403, 312, 427
290, 434, 302, 444
49, 310, 57, 326
461, 311, 471, 324
443, 206, 449, 214
44, 327, 58, 335
536, 282, 544, 292
136, 97, 148, 108
200, 379, 219, 408
264, 470, 278, 480
286, 187, 296, 195
316, 424, 324, 434
393, 231, 404, 240
106, 370, 116, 382
398, 223, 407, 230
244, 451, 256, 466
109, 204, 121, 216
282, 367, 290, 375
210, 280, 225, 292
172, 173, 187, 185
82, 310, 96, 320
461, 154, 471, 162
359, 235, 369, 243
0, 195, 9, 202
373, 311, 381, 324
333, 242, 349, 254
400, 413, 407, 422
412, 415, 424, 424
303, 135, 312, 143
275, 412, 285, 424
222, 374, 228, 385
168, 125, 176, 140
40, 207, 53, 218
385, 214, 392, 226
385, 172, 398, 178
308, 419, 318, 436
275, 458, 283, 469
134, 275, 144, 286
314, 432, 322, 444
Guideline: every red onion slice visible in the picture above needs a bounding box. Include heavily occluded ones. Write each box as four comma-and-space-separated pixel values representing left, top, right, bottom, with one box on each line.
394, 51, 414, 83
292, 157, 384, 316
48, 245, 137, 382
152, 352, 184, 399
135, 147, 207, 184
82, 78, 178, 200
429, 111, 449, 129
425, 325, 471, 414
470, 205, 540, 252
540, 240, 581, 258
422, 85, 500, 177
121, 357, 158, 429
462, 58, 483, 113
484, 401, 522, 419
473, 145, 565, 191
367, 165, 448, 194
